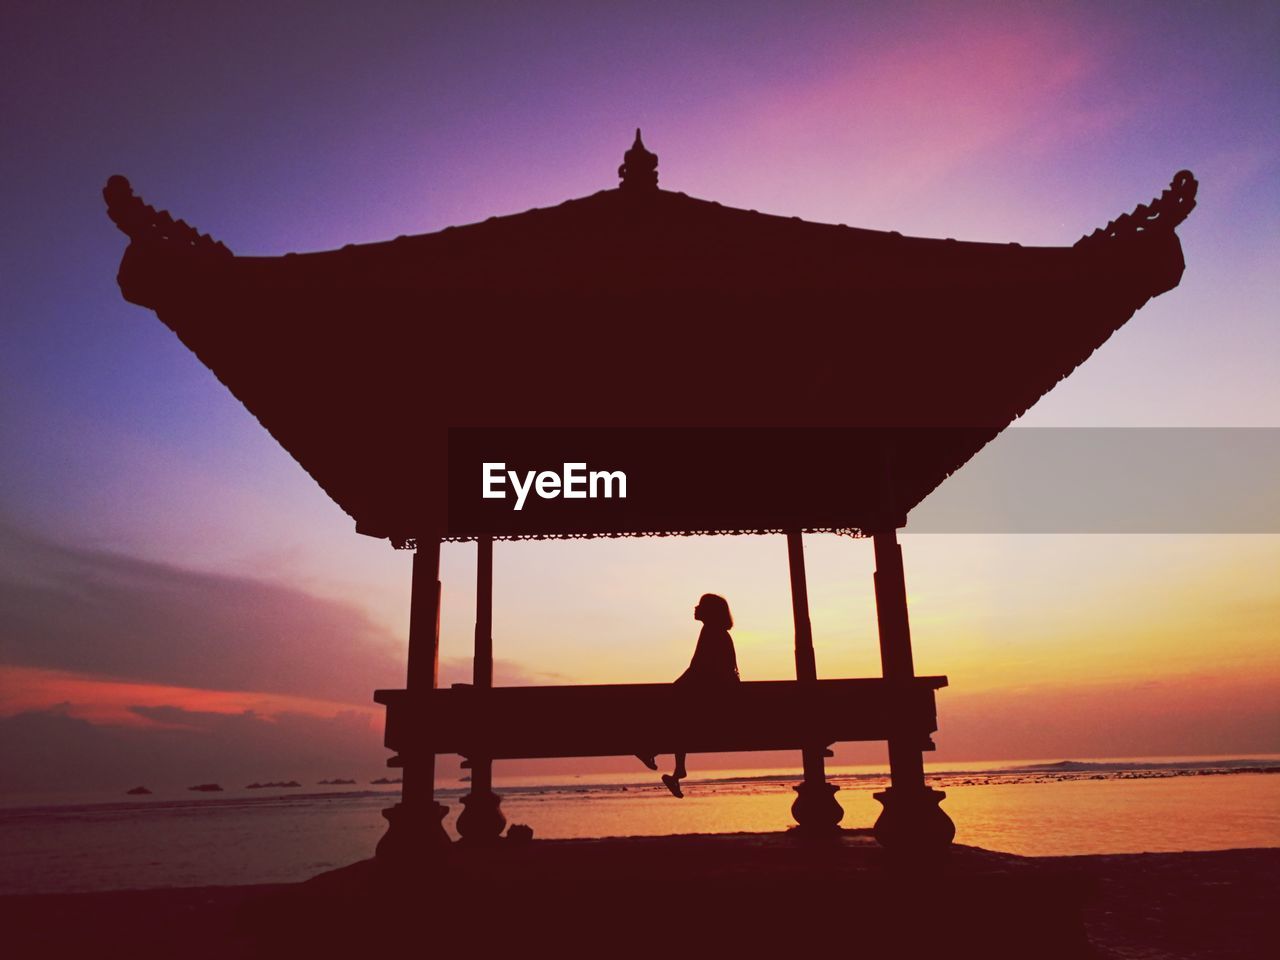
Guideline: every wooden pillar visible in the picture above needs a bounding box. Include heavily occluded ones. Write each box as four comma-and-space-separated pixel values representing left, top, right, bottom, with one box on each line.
473, 536, 494, 689
786, 530, 844, 831
376, 537, 451, 861
456, 535, 507, 841
789, 531, 818, 684
870, 528, 954, 852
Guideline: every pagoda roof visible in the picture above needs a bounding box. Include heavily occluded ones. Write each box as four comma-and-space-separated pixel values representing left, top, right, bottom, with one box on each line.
104, 133, 1197, 544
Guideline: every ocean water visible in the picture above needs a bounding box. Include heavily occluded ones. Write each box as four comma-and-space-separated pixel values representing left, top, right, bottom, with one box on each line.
1, 756, 1276, 895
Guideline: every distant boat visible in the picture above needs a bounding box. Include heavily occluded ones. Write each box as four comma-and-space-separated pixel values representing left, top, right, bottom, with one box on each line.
318, 778, 357, 785
246, 780, 302, 789
187, 783, 223, 792
125, 786, 152, 795
370, 777, 403, 785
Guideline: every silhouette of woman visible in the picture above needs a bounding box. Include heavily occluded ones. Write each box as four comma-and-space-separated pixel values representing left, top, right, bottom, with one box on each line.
636, 593, 740, 797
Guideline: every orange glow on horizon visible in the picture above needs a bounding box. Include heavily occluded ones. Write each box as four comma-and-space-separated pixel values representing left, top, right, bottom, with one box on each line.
0, 666, 377, 728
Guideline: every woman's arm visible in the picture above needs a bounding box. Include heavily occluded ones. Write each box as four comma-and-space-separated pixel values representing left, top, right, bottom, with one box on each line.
675, 630, 710, 683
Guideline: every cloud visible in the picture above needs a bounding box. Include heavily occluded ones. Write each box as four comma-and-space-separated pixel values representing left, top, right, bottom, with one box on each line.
0, 522, 581, 795
0, 521, 403, 703
0, 702, 385, 794
926, 674, 1280, 761
680, 7, 1134, 236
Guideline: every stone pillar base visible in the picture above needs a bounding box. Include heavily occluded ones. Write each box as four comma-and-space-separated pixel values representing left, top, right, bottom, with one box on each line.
872, 786, 955, 853
456, 789, 507, 843
790, 780, 844, 832
375, 801, 451, 863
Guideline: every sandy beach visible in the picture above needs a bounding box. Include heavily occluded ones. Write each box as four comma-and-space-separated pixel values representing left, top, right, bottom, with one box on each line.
2, 831, 1273, 959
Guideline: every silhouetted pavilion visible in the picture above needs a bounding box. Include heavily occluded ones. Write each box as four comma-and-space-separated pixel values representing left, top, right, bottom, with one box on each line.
104, 131, 1196, 856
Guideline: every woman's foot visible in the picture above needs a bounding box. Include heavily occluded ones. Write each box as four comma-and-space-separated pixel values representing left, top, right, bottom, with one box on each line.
635, 754, 657, 770
661, 774, 684, 798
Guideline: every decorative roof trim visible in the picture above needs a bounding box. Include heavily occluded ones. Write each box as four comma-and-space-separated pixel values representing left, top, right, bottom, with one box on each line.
394, 527, 870, 549
103, 175, 232, 257
1076, 170, 1197, 247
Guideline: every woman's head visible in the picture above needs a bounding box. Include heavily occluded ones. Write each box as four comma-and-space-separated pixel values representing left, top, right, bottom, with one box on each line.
694, 593, 733, 630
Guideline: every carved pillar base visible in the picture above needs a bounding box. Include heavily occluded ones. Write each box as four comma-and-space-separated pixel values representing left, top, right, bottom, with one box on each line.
456, 789, 507, 843
375, 800, 451, 863
790, 780, 845, 832
872, 786, 955, 853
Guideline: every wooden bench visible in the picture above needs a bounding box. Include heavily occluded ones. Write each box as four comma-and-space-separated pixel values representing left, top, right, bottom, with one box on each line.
376, 676, 946, 760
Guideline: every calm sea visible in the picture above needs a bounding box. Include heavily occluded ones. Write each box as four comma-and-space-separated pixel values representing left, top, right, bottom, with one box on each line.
1, 756, 1277, 895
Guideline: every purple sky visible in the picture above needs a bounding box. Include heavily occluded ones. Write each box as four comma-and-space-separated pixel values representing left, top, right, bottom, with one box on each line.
1, 2, 1277, 795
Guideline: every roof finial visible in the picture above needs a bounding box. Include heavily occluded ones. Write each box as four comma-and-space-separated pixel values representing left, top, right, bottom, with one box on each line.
618, 128, 658, 192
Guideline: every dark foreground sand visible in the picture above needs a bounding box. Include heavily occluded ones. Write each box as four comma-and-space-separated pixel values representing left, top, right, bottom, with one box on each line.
2, 831, 1273, 959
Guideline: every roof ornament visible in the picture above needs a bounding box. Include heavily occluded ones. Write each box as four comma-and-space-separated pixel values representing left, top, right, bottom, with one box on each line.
102, 175, 232, 257
1076, 170, 1198, 247
618, 128, 658, 192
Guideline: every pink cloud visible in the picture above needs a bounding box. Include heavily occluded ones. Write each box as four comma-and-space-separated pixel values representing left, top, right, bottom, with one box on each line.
672, 9, 1138, 239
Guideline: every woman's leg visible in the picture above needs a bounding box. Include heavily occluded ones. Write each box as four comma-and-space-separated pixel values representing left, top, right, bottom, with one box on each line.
661, 757, 686, 798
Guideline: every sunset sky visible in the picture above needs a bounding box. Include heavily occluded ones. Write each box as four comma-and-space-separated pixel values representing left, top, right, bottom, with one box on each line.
1, 1, 1277, 797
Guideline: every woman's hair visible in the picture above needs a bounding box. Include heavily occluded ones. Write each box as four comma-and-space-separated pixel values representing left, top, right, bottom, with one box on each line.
698, 593, 733, 630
